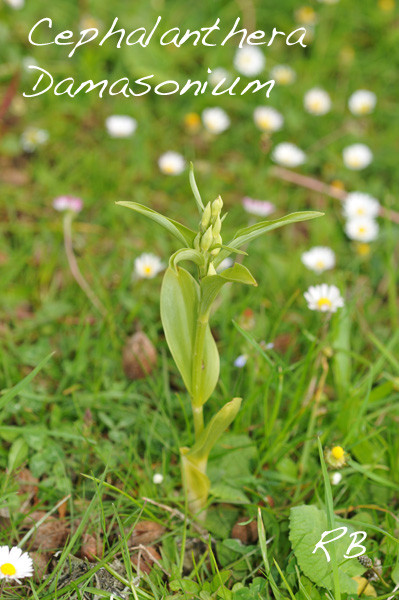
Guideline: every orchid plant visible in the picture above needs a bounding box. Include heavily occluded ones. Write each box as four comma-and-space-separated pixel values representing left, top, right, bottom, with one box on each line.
118, 166, 321, 518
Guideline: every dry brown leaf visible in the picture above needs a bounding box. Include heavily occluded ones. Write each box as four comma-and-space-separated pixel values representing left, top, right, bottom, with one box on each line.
31, 551, 51, 582
127, 520, 165, 546
80, 533, 102, 562
231, 517, 258, 545
132, 545, 162, 575
28, 519, 69, 552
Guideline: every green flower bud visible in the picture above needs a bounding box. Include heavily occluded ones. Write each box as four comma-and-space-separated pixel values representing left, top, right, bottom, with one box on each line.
200, 202, 211, 232
200, 225, 213, 252
193, 232, 201, 251
207, 263, 217, 276
212, 215, 222, 237
210, 233, 222, 256
211, 196, 223, 219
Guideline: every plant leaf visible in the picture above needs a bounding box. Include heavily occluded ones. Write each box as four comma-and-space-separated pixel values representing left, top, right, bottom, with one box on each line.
189, 162, 205, 212
169, 248, 205, 270
214, 211, 323, 266
160, 267, 219, 404
116, 201, 196, 246
289, 505, 364, 594
188, 398, 242, 462
201, 264, 257, 315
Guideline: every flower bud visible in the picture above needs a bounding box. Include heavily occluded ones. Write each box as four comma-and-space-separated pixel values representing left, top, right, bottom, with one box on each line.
207, 263, 217, 276
200, 202, 211, 232
210, 233, 222, 256
211, 196, 223, 219
193, 232, 201, 251
200, 226, 213, 252
212, 215, 222, 237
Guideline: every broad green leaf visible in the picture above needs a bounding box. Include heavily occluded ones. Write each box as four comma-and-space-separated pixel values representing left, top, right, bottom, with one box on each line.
214, 211, 323, 266
160, 267, 219, 404
201, 264, 257, 315
116, 201, 196, 246
289, 505, 364, 594
169, 247, 205, 270
188, 398, 242, 462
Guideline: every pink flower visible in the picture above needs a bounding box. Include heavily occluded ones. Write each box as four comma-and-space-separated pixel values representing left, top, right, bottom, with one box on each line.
242, 197, 275, 217
53, 196, 83, 213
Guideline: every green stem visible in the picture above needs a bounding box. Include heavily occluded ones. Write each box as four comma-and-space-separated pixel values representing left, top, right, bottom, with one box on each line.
191, 309, 209, 438
193, 405, 204, 439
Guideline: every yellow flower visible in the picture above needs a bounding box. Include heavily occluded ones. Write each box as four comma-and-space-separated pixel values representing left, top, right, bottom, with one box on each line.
184, 112, 201, 133
325, 445, 347, 468
378, 0, 395, 10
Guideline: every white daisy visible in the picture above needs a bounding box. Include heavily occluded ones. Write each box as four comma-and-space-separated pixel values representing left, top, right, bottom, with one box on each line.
134, 253, 164, 279
343, 192, 380, 219
4, 0, 25, 8
343, 144, 373, 170
272, 143, 306, 167
270, 64, 296, 86
348, 90, 377, 115
202, 107, 230, 134
331, 472, 343, 485
105, 115, 137, 138
153, 473, 164, 484
304, 88, 332, 115
21, 127, 48, 152
301, 247, 336, 274
345, 217, 379, 242
158, 151, 185, 175
242, 197, 275, 217
304, 284, 344, 313
0, 546, 33, 581
234, 45, 265, 77
53, 196, 83, 213
208, 68, 232, 87
234, 354, 248, 368
253, 106, 284, 133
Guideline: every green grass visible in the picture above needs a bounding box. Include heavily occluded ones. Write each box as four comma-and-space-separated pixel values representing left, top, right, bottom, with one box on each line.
1, 0, 399, 598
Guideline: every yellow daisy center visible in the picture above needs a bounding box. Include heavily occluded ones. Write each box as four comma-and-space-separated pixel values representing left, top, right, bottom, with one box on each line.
358, 226, 367, 234
317, 297, 332, 310
316, 260, 325, 269
356, 208, 365, 215
1, 563, 16, 576
331, 446, 345, 460
144, 265, 153, 275
359, 102, 371, 114
348, 157, 361, 167
258, 116, 271, 130
163, 164, 175, 174
310, 99, 322, 111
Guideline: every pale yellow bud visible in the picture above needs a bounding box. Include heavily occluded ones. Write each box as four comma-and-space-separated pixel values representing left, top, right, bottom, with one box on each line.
200, 202, 211, 232
211, 196, 223, 219
193, 232, 201, 251
210, 233, 222, 256
200, 226, 213, 252
207, 263, 217, 276
212, 215, 222, 237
